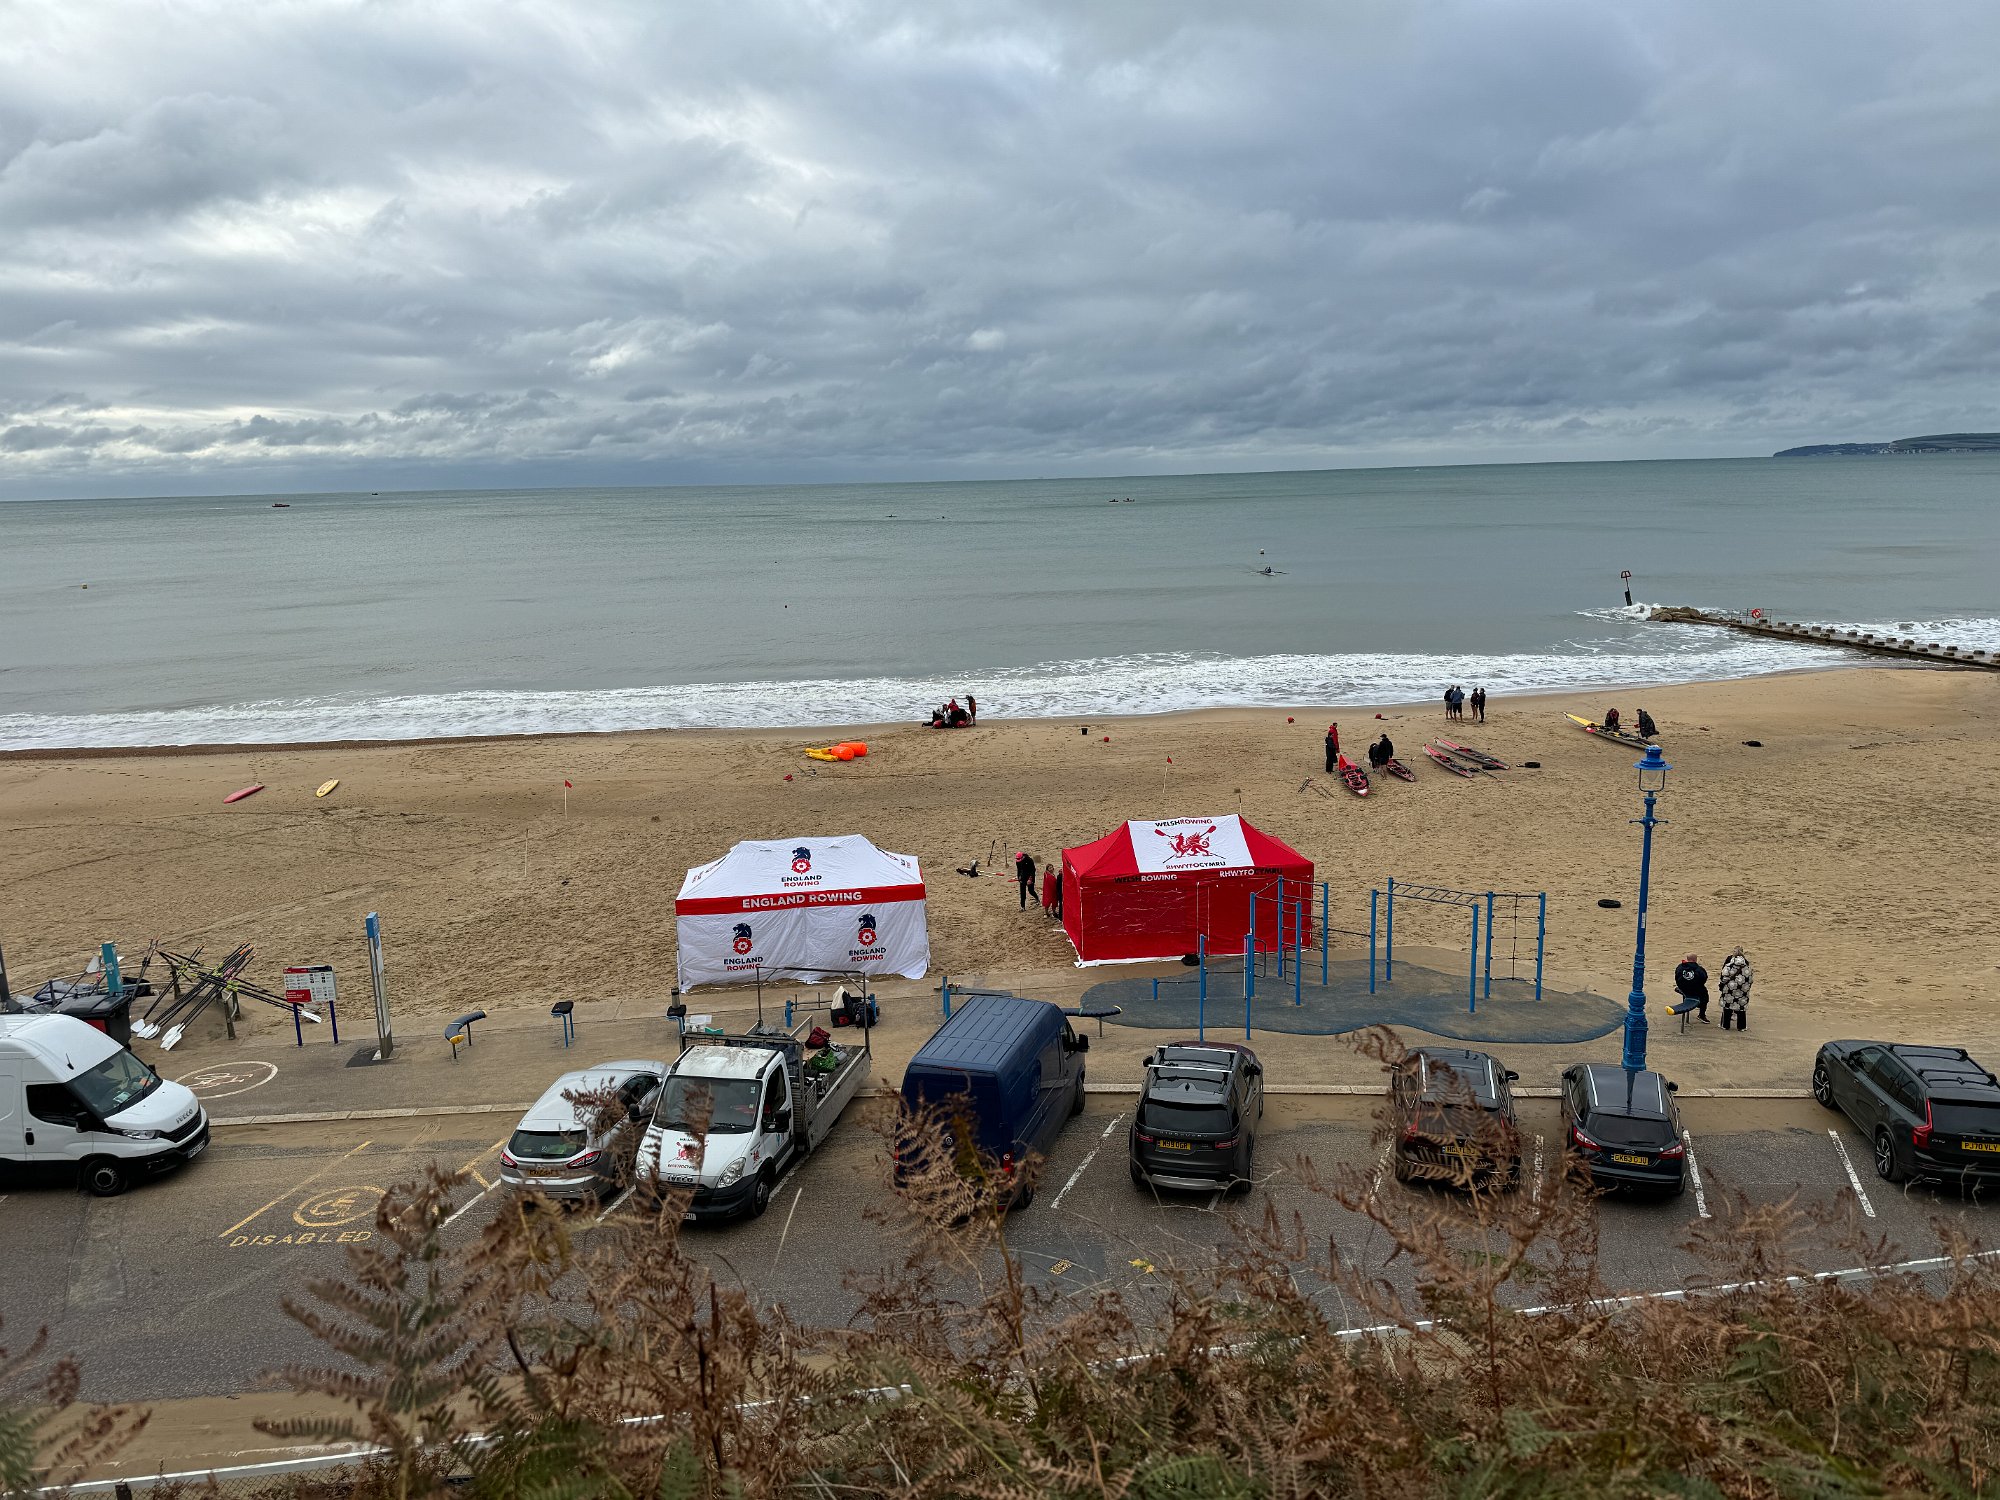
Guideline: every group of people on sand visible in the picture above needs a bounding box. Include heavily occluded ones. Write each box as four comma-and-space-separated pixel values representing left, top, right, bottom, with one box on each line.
1014, 850, 1064, 917
1601, 706, 1660, 739
924, 694, 977, 728
1674, 949, 1755, 1032
1443, 684, 1486, 722
1365, 733, 1397, 771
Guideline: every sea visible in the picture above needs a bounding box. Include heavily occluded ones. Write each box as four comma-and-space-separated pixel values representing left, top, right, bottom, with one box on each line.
2, 457, 1995, 750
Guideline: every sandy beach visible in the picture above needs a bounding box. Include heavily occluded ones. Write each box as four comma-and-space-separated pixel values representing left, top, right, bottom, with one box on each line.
3, 664, 1994, 1053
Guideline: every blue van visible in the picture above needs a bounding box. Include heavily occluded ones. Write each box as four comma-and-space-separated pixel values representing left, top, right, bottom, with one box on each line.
899, 993, 1089, 1208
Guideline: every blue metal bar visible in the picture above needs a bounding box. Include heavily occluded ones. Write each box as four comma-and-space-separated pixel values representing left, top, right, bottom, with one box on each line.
1152, 977, 1159, 1006
1536, 892, 1547, 1001
941, 979, 952, 1019
785, 997, 794, 1027
1321, 882, 1329, 985
1385, 876, 1395, 981
1245, 931, 1254, 1001
1483, 891, 1495, 1000
1469, 904, 1480, 1013
1369, 888, 1378, 994
1198, 935, 1207, 1041
1294, 899, 1303, 1007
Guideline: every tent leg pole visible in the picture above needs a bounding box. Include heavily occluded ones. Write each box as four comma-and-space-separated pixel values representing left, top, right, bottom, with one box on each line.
1198, 936, 1206, 1041
1321, 881, 1329, 986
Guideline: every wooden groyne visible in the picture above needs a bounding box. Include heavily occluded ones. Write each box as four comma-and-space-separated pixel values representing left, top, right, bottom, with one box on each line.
1647, 607, 1997, 669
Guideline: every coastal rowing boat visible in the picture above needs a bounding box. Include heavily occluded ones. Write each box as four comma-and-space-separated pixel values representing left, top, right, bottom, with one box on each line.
1564, 712, 1651, 749
1382, 757, 1416, 783
1335, 753, 1371, 797
1423, 744, 1480, 778
1435, 737, 1507, 770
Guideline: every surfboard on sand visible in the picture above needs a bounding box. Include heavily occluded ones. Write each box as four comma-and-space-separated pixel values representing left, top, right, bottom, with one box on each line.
315, 779, 340, 798
1423, 744, 1480, 778
1565, 712, 1650, 749
223, 784, 264, 803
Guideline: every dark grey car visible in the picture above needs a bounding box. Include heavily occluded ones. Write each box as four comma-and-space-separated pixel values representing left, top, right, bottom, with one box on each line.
1560, 1062, 1686, 1196
1813, 1041, 2000, 1186
1129, 1041, 1263, 1194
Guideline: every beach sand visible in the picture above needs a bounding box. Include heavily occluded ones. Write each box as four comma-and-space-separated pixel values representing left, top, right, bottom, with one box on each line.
3, 665, 1995, 1057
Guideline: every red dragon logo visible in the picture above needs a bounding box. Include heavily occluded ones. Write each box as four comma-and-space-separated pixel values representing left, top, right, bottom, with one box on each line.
1154, 823, 1218, 860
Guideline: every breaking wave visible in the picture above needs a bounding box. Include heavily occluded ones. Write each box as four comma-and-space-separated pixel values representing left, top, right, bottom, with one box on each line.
1, 634, 1874, 750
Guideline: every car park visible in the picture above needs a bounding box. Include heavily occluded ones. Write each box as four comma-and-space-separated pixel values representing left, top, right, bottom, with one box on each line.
1129, 1040, 1263, 1194
1812, 1041, 2000, 1185
1388, 1046, 1521, 1188
500, 1059, 666, 1201
1560, 1062, 1686, 1196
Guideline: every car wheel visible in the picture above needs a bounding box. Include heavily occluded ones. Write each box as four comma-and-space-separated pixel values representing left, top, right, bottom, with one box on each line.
1812, 1063, 1836, 1109
1504, 1159, 1523, 1193
83, 1158, 127, 1198
1230, 1141, 1255, 1196
1669, 1174, 1687, 1198
1873, 1130, 1904, 1183
1011, 1179, 1035, 1212
1070, 1073, 1087, 1117
748, 1170, 774, 1218
1130, 1161, 1146, 1188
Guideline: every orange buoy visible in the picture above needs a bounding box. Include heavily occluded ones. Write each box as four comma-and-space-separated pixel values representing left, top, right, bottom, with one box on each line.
848, 741, 867, 757
836, 746, 856, 761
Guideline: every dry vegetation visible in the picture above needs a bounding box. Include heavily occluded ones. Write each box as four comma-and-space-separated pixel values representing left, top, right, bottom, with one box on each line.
13, 1040, 2000, 1499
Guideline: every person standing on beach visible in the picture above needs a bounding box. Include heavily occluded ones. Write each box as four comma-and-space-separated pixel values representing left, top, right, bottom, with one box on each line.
1472, 687, 1486, 723
1719, 948, 1753, 1031
1015, 850, 1037, 911
1324, 724, 1339, 773
1050, 867, 1064, 919
1442, 686, 1455, 720
1674, 953, 1710, 1023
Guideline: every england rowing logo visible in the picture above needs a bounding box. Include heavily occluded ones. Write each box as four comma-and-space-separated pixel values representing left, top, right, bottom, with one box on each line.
732, 921, 754, 955
857, 913, 877, 947
790, 845, 813, 874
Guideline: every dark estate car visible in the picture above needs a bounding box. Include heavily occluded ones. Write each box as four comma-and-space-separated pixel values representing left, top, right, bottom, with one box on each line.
1389, 1046, 1522, 1189
1129, 1040, 1263, 1194
1560, 1062, 1687, 1196
1813, 1041, 2000, 1185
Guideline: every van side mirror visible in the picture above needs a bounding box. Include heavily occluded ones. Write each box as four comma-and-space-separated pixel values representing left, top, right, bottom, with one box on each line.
774, 1109, 793, 1133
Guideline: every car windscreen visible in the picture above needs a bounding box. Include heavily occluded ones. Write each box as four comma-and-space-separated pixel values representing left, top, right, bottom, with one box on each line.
509, 1128, 588, 1160
655, 1076, 763, 1134
1584, 1112, 1676, 1148
68, 1048, 162, 1119
1140, 1097, 1232, 1134
1933, 1102, 2000, 1137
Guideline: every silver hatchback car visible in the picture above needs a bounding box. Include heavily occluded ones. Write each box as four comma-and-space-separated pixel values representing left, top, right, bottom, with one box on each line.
500, 1059, 666, 1201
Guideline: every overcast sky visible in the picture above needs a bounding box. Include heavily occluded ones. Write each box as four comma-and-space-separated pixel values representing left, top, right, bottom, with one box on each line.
4, 0, 1998, 497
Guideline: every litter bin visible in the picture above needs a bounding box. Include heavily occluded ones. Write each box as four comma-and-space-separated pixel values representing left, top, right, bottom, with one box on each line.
60, 987, 141, 1045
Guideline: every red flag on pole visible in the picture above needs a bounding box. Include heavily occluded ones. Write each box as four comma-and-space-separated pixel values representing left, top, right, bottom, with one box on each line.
564, 780, 572, 787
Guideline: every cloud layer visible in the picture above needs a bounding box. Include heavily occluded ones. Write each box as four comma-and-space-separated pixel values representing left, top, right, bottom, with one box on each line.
4, 0, 1999, 495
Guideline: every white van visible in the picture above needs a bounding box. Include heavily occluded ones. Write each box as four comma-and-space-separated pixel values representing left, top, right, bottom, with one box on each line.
0, 1014, 209, 1195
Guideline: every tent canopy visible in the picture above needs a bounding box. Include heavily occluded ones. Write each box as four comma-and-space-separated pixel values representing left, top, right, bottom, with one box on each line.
1061, 815, 1313, 964
675, 834, 929, 988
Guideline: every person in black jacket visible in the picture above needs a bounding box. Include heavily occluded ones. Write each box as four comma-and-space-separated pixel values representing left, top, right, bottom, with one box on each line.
1674, 953, 1710, 1022
1015, 851, 1037, 910
1324, 724, 1339, 773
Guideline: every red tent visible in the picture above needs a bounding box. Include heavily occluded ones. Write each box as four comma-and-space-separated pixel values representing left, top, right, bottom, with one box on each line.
1060, 815, 1314, 963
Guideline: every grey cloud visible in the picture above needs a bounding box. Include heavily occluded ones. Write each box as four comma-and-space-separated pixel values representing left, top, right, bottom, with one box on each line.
2, 0, 1999, 497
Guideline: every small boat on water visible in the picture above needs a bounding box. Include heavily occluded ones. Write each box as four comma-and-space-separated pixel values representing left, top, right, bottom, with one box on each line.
271, 502, 290, 508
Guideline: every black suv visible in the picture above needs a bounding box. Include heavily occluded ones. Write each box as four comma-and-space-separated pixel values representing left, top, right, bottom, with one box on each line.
1560, 1063, 1687, 1195
1388, 1047, 1522, 1188
1813, 1041, 2000, 1185
1129, 1040, 1263, 1194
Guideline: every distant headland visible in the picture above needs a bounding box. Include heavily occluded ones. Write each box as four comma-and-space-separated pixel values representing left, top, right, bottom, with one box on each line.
1773, 432, 2000, 457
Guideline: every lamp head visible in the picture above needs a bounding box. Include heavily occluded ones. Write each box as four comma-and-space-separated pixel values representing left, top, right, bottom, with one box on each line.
1635, 744, 1671, 793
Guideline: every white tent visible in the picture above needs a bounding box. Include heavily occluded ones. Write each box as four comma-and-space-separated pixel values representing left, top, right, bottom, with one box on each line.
674, 834, 930, 989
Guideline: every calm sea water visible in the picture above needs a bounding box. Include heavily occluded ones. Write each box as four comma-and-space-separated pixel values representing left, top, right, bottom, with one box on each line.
2, 458, 1994, 748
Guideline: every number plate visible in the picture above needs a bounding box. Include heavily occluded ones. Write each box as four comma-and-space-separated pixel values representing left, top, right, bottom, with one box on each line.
186, 1137, 207, 1158
1611, 1152, 1648, 1166
1441, 1146, 1473, 1160
1962, 1141, 2000, 1153
1157, 1141, 1193, 1152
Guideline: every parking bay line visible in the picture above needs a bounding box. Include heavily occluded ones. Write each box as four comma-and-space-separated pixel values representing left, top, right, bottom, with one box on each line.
1530, 1135, 1544, 1202
1681, 1129, 1711, 1219
218, 1139, 373, 1239
1050, 1113, 1124, 1212
1827, 1129, 1878, 1218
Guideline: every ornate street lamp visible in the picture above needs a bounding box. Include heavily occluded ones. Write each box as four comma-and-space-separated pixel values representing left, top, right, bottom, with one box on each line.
1622, 744, 1672, 1073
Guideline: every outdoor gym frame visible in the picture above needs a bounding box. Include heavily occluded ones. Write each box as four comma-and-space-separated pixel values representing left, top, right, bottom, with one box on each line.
1378, 878, 1547, 1010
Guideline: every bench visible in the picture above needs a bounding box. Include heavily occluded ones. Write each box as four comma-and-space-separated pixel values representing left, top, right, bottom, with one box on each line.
1665, 996, 1704, 1034
445, 1009, 487, 1060
1068, 1004, 1124, 1038
551, 999, 576, 1048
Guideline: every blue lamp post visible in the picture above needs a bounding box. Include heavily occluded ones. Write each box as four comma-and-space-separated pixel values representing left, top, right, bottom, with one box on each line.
1622, 745, 1672, 1073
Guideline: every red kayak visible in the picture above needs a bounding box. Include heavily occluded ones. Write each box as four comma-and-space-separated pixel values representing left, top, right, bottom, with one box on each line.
223, 783, 265, 803
1435, 737, 1508, 770
1383, 757, 1416, 783
1423, 744, 1480, 778
1335, 753, 1371, 797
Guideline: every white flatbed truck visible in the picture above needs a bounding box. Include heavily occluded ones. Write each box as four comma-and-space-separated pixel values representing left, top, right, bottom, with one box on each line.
634, 1020, 872, 1219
